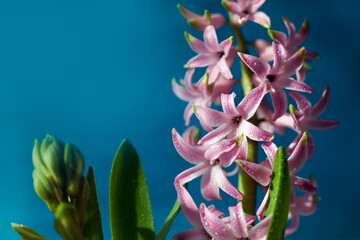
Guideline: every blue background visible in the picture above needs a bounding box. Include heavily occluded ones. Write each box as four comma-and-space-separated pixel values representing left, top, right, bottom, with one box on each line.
0, 0, 359, 239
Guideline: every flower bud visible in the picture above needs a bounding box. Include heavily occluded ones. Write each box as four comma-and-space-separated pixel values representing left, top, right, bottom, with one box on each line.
64, 142, 85, 197
55, 203, 83, 240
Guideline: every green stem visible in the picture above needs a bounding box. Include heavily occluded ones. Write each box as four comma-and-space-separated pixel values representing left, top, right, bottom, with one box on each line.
230, 22, 258, 216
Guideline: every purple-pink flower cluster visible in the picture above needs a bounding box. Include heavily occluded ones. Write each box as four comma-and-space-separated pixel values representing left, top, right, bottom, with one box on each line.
172, 2, 337, 239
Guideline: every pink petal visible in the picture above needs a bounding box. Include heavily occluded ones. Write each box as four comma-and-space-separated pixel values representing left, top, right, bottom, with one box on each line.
290, 175, 317, 192
240, 119, 275, 142
284, 210, 300, 236
250, 0, 266, 13
236, 134, 248, 161
248, 213, 272, 239
193, 105, 228, 127
268, 29, 288, 46
303, 119, 339, 130
238, 52, 270, 79
289, 91, 312, 114
293, 19, 309, 47
172, 128, 205, 164
200, 203, 234, 239
252, 39, 274, 62
296, 66, 306, 82
201, 166, 221, 200
221, 93, 238, 116
283, 16, 295, 44
184, 31, 208, 54
174, 183, 202, 228
210, 14, 227, 29
182, 126, 199, 145
183, 68, 197, 94
272, 42, 285, 71
310, 85, 329, 117
229, 202, 248, 238
184, 104, 194, 126
174, 162, 209, 186
217, 57, 233, 79
257, 187, 270, 220
287, 132, 308, 174
261, 142, 278, 166
269, 86, 287, 121
177, 4, 199, 20
237, 83, 268, 120
307, 132, 315, 159
280, 47, 306, 77
199, 124, 232, 145
215, 165, 243, 199
204, 139, 236, 162
278, 78, 313, 93
173, 228, 210, 240
172, 79, 196, 101
238, 160, 272, 186
295, 194, 318, 216
186, 53, 219, 68
249, 11, 271, 28
222, 1, 244, 15
203, 25, 221, 52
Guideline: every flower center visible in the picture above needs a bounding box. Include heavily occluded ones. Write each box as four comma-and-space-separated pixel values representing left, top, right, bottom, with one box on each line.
231, 115, 242, 124
213, 159, 220, 165
217, 51, 225, 58
267, 74, 275, 83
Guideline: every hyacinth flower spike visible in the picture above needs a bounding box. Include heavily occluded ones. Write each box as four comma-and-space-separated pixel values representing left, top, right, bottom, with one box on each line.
239, 42, 313, 120
172, 68, 234, 131
177, 4, 226, 31
222, 0, 271, 28
184, 26, 235, 81
193, 85, 274, 164
287, 85, 339, 156
172, 128, 243, 200
238, 139, 317, 220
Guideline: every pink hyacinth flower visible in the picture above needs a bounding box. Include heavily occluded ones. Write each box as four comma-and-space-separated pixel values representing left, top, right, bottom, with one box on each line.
287, 85, 339, 157
222, 0, 270, 28
172, 127, 243, 200
177, 4, 226, 31
238, 140, 317, 220
239, 42, 313, 121
172, 68, 235, 131
184, 26, 235, 81
193, 85, 274, 166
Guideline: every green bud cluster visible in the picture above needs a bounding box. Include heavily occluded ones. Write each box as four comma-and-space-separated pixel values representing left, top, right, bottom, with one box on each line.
32, 135, 89, 240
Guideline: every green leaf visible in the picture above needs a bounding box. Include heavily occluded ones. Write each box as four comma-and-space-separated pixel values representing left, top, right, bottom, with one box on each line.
265, 146, 291, 240
155, 184, 187, 240
83, 165, 104, 240
11, 223, 49, 240
109, 139, 155, 240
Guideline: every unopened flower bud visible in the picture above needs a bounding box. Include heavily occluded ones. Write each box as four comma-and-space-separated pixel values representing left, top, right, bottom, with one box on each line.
64, 142, 85, 197
33, 169, 59, 212
55, 203, 83, 240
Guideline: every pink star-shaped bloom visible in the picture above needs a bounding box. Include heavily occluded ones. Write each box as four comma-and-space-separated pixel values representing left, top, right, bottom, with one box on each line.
177, 4, 226, 31
287, 86, 339, 157
239, 42, 313, 121
238, 139, 317, 220
172, 127, 243, 200
192, 85, 274, 166
184, 25, 235, 82
172, 68, 235, 131
222, 0, 270, 28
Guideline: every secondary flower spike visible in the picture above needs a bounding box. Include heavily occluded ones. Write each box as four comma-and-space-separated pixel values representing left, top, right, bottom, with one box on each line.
239, 42, 313, 120
177, 4, 226, 31
184, 25, 235, 81
222, 0, 271, 28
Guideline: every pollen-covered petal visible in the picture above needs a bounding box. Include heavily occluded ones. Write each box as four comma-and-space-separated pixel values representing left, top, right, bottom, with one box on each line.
215, 165, 243, 199
237, 83, 268, 120
173, 228, 210, 240
172, 128, 205, 164
290, 175, 317, 192
199, 124, 232, 145
200, 203, 234, 239
186, 53, 219, 68
249, 11, 271, 28
204, 139, 236, 162
238, 52, 270, 79
269, 86, 287, 121
174, 162, 209, 186
217, 57, 233, 79
201, 166, 221, 200
221, 93, 238, 116
248, 213, 272, 239
184, 31, 208, 54
203, 25, 221, 52
238, 160, 272, 186
310, 85, 329, 117
240, 119, 274, 142
229, 202, 248, 238
174, 183, 202, 228
193, 105, 228, 127
288, 132, 308, 174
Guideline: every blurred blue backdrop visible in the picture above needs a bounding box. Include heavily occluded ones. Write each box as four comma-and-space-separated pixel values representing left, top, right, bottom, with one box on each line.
0, 0, 359, 239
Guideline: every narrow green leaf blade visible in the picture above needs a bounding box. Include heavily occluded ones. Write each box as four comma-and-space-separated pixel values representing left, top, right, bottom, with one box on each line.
265, 146, 291, 240
83, 165, 104, 240
11, 223, 49, 240
155, 184, 187, 240
109, 139, 155, 240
